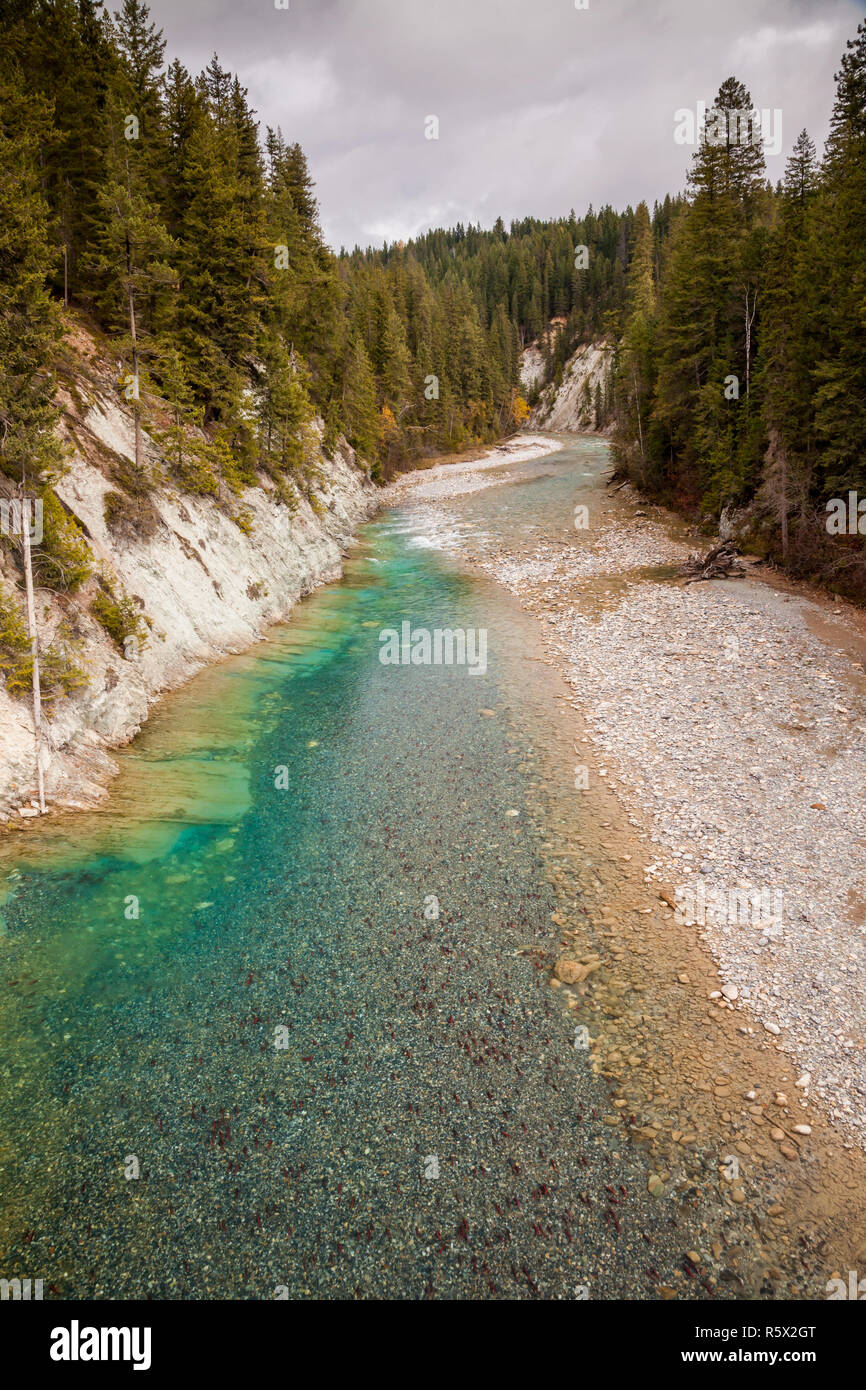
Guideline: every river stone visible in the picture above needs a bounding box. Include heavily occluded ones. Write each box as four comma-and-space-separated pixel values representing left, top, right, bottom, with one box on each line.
554, 959, 583, 984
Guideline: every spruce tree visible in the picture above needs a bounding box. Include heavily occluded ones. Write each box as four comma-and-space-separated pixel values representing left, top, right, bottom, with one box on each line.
342, 333, 380, 473
809, 22, 866, 495
757, 131, 819, 557
653, 77, 766, 507
0, 71, 63, 481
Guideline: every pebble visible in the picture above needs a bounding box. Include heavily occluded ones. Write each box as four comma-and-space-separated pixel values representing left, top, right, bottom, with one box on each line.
437, 490, 866, 1151
554, 959, 582, 984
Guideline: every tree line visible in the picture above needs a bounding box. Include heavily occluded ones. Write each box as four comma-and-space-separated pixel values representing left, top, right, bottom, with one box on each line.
611, 25, 866, 596
1, 1, 863, 595
0, 0, 620, 491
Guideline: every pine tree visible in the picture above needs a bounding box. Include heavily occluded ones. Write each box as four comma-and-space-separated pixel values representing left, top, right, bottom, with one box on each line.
378, 299, 412, 409
264, 126, 343, 407
652, 77, 767, 506
173, 61, 264, 419
613, 202, 656, 483
757, 131, 819, 557
91, 82, 177, 469
0, 70, 63, 480
4, 0, 117, 300
112, 0, 166, 134
341, 333, 380, 473
809, 22, 866, 496
254, 331, 313, 475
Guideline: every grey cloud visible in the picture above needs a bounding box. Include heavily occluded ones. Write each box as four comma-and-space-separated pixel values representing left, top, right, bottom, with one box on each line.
144, 0, 862, 250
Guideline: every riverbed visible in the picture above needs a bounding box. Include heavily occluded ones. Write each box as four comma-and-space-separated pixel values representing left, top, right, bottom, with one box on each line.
0, 436, 861, 1299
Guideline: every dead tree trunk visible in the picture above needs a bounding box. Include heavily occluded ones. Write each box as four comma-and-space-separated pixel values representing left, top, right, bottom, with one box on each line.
128, 278, 141, 472
680, 540, 747, 582
632, 364, 646, 480
745, 288, 758, 398
779, 450, 789, 562
19, 485, 45, 813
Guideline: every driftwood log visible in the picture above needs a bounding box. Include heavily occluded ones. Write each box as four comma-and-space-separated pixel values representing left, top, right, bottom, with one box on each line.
680, 540, 747, 582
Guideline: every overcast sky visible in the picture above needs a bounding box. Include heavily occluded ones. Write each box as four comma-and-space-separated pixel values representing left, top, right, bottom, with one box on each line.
144, 0, 865, 252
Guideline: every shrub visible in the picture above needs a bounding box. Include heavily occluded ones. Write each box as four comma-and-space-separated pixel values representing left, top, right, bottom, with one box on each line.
90, 576, 147, 654
103, 488, 160, 541
0, 585, 85, 700
32, 489, 92, 591
0, 583, 30, 683
208, 431, 257, 495
172, 440, 220, 498
152, 425, 219, 497
322, 405, 340, 461
107, 452, 152, 498
274, 478, 299, 515
230, 506, 254, 536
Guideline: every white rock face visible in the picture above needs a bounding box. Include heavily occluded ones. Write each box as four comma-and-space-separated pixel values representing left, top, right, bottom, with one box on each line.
527, 340, 613, 432
0, 386, 377, 816
519, 344, 546, 393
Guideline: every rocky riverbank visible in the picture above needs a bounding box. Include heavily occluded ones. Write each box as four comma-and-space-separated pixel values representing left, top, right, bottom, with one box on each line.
390, 433, 866, 1151
383, 430, 866, 1294
0, 327, 378, 820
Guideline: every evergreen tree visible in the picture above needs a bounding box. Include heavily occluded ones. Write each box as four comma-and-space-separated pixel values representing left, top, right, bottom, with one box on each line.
90, 83, 177, 469
757, 131, 819, 557
809, 22, 866, 496
341, 333, 379, 473
112, 0, 165, 134
652, 77, 767, 506
0, 70, 63, 481
613, 202, 657, 484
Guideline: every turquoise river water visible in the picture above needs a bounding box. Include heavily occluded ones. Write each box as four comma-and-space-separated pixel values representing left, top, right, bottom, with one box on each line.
0, 439, 709, 1299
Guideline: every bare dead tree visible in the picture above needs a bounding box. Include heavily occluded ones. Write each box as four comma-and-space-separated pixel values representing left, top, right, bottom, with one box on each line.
763, 428, 790, 561
18, 476, 45, 812
745, 287, 758, 398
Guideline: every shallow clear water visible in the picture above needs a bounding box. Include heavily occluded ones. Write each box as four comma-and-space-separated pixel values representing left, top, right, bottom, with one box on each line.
0, 439, 654, 1299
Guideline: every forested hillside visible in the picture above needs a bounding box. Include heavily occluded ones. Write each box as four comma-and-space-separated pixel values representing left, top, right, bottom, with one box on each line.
0, 0, 619, 491
610, 28, 866, 595
1, 1, 864, 593
346, 199, 679, 439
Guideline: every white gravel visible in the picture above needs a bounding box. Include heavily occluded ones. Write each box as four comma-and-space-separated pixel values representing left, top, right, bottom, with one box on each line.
384, 434, 563, 502
553, 580, 866, 1147
392, 442, 866, 1149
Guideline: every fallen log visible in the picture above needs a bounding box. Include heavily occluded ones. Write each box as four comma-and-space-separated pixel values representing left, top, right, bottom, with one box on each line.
679, 539, 747, 582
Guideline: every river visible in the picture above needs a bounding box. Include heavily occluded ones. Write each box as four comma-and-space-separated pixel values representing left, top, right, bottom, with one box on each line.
0, 438, 785, 1298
